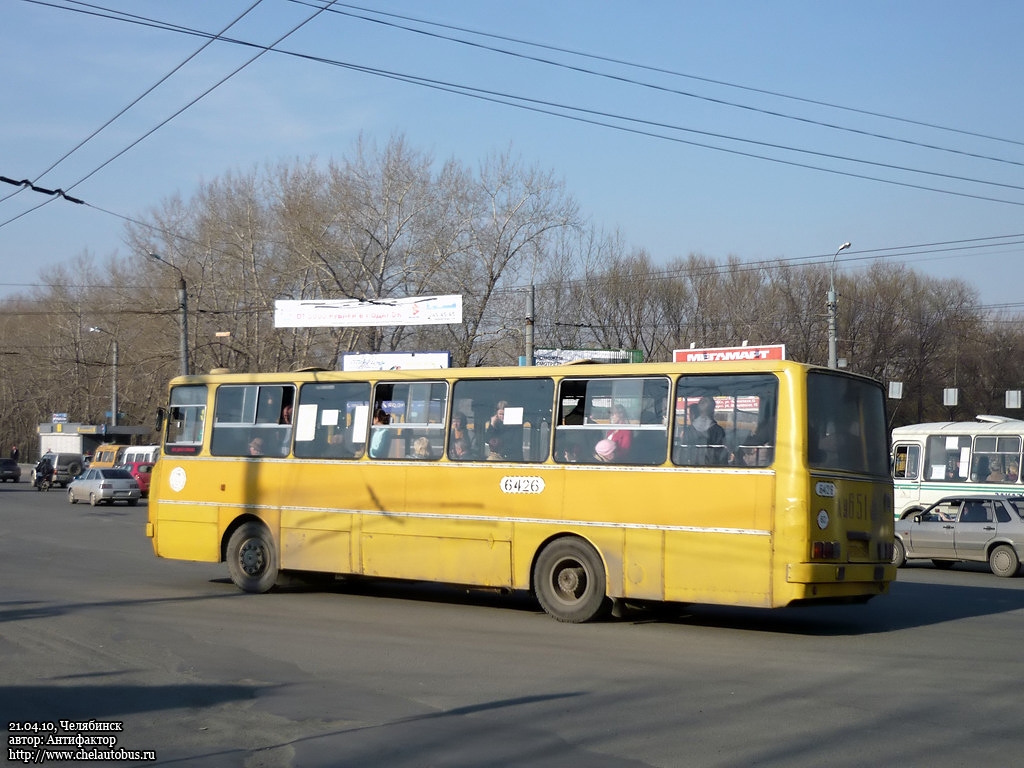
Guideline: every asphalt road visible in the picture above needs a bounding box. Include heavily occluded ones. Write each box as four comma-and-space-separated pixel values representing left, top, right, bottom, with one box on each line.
3, 480, 1024, 767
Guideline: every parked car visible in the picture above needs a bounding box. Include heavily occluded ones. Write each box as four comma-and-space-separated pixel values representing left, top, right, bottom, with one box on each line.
67, 467, 141, 506
0, 457, 21, 482
125, 461, 154, 496
40, 452, 85, 487
893, 494, 1024, 577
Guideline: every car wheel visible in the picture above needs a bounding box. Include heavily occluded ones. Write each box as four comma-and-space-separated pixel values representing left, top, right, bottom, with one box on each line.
989, 545, 1020, 578
931, 560, 955, 570
68, 489, 76, 504
892, 538, 906, 568
226, 521, 279, 593
89, 493, 99, 507
533, 536, 611, 623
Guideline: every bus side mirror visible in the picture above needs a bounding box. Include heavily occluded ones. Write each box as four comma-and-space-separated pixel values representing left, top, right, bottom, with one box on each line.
155, 407, 165, 436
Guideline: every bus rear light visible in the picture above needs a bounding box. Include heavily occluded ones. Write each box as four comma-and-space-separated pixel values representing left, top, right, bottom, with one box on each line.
812, 541, 841, 560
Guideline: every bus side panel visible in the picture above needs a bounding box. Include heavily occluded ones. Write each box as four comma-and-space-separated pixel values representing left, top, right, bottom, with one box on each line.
361, 532, 512, 586
662, 472, 774, 606
623, 530, 665, 601
280, 511, 353, 574
152, 517, 220, 562
664, 531, 772, 607
148, 460, 220, 562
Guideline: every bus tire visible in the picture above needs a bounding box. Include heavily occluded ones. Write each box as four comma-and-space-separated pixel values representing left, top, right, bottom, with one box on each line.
892, 538, 906, 568
227, 521, 278, 593
533, 537, 611, 623
989, 545, 1020, 578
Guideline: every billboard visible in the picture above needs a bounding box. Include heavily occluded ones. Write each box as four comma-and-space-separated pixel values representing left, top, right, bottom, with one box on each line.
673, 344, 786, 363
275, 295, 462, 328
535, 348, 643, 366
341, 352, 451, 371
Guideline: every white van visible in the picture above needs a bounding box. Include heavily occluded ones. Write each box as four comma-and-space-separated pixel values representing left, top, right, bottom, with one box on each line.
892, 415, 1023, 518
119, 445, 160, 466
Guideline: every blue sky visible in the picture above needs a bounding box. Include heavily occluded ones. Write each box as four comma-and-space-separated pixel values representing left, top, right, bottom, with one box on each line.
3, 1, 1023, 309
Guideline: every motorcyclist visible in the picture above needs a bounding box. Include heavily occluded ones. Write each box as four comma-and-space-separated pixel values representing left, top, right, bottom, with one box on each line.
33, 455, 54, 490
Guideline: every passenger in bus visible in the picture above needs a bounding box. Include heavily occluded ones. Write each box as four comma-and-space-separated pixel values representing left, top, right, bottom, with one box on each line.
279, 403, 293, 425
484, 401, 515, 460
604, 404, 632, 460
734, 419, 774, 467
248, 437, 264, 456
1007, 463, 1020, 482
450, 438, 471, 460
560, 440, 583, 463
485, 435, 505, 461
450, 412, 474, 455
593, 439, 617, 463
971, 455, 991, 483
682, 396, 726, 466
369, 409, 391, 459
410, 436, 432, 460
945, 456, 963, 481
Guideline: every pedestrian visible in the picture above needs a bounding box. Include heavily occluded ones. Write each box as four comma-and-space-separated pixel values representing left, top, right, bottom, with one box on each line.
10, 445, 19, 463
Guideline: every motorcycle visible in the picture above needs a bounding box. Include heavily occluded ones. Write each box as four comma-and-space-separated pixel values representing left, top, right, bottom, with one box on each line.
33, 465, 53, 492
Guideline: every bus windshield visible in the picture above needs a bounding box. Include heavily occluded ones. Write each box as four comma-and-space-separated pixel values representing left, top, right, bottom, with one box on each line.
807, 372, 888, 476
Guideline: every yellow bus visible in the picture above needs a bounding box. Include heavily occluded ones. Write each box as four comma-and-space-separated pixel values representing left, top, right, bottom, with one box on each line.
147, 360, 895, 622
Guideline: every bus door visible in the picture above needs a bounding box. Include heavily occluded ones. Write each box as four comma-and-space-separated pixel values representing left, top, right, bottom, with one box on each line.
892, 442, 921, 515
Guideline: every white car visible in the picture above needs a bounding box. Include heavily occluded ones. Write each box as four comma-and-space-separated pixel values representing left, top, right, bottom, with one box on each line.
67, 467, 141, 506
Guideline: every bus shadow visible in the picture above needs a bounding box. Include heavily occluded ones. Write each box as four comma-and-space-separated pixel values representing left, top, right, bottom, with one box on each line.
652, 578, 1024, 635
243, 575, 543, 615
239, 573, 1024, 635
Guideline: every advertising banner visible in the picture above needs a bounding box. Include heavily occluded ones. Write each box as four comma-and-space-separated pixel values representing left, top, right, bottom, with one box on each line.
275, 295, 462, 328
673, 344, 786, 363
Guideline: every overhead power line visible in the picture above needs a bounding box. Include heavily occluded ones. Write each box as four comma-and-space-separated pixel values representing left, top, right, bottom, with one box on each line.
16, 0, 1024, 210
307, 1, 1024, 151
291, 0, 1024, 168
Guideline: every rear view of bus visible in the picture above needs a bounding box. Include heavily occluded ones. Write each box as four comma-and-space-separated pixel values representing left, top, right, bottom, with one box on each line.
786, 371, 895, 604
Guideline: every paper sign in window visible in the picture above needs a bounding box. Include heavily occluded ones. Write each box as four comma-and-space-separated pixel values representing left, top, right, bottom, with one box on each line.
296, 404, 318, 442
504, 406, 524, 426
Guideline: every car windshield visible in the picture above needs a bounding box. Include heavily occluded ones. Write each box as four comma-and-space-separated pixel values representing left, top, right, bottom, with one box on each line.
101, 469, 133, 479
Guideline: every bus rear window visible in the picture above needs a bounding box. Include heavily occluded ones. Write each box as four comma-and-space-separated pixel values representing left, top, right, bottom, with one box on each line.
807, 372, 888, 476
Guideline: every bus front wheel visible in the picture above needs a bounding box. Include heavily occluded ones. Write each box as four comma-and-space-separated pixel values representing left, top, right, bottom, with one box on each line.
227, 521, 278, 593
533, 537, 611, 623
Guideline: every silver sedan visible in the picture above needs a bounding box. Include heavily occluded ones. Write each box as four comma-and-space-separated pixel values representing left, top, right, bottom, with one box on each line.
67, 467, 141, 506
893, 494, 1024, 577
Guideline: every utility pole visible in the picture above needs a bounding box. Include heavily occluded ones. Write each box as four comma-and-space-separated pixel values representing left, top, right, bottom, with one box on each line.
827, 242, 851, 369
525, 284, 535, 366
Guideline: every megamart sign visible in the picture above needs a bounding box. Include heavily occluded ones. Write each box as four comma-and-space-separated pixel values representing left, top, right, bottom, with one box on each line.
673, 344, 786, 363
275, 295, 463, 328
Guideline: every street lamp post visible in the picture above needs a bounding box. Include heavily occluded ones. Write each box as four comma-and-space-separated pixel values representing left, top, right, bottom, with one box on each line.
827, 241, 851, 369
147, 252, 190, 376
88, 326, 118, 427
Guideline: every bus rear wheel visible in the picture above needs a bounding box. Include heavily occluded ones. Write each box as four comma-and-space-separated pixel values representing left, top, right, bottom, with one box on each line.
533, 537, 610, 623
227, 521, 278, 593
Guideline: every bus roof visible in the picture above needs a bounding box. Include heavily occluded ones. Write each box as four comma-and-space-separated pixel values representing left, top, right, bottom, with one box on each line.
165, 359, 882, 387
893, 416, 1024, 437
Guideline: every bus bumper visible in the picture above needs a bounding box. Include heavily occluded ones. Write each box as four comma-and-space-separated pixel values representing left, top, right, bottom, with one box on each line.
786, 562, 896, 584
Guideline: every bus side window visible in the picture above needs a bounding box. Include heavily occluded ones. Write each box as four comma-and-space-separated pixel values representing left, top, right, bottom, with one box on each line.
450, 378, 553, 463
893, 444, 920, 480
